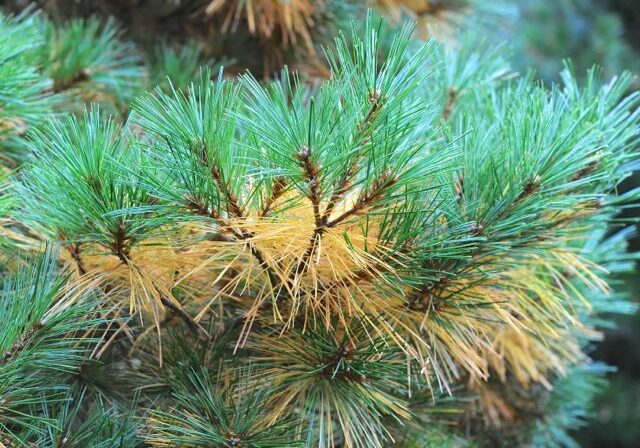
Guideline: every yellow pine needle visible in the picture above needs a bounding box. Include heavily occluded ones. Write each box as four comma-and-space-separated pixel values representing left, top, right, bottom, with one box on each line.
204, 0, 320, 48
45, 172, 614, 401
470, 383, 517, 428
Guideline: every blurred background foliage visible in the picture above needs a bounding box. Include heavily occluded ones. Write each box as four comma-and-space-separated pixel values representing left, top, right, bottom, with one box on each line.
1, 0, 639, 446
510, 2, 640, 447
511, 0, 640, 85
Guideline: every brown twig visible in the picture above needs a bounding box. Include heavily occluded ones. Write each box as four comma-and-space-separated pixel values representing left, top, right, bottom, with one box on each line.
516, 175, 541, 202
358, 89, 382, 134
454, 174, 464, 203
289, 91, 385, 281
1, 321, 45, 366
260, 177, 287, 217
197, 143, 244, 217
158, 293, 209, 340
186, 196, 284, 298
68, 243, 88, 275
101, 225, 210, 339
210, 164, 244, 217
194, 147, 275, 266
571, 160, 599, 182
298, 146, 322, 226
290, 146, 325, 277
325, 169, 397, 229
323, 88, 382, 222
405, 278, 448, 312
322, 158, 359, 222
442, 87, 458, 121
290, 169, 397, 281
52, 68, 91, 93
60, 233, 87, 275
110, 221, 131, 264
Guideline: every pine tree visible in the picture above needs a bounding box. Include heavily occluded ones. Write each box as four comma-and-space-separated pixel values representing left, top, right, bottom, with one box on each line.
1, 6, 639, 448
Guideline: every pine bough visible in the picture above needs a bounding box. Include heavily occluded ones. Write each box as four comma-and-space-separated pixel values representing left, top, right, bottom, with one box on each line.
1, 10, 640, 448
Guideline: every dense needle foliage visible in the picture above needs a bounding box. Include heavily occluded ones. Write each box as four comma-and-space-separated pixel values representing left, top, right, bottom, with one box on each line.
0, 6, 639, 448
